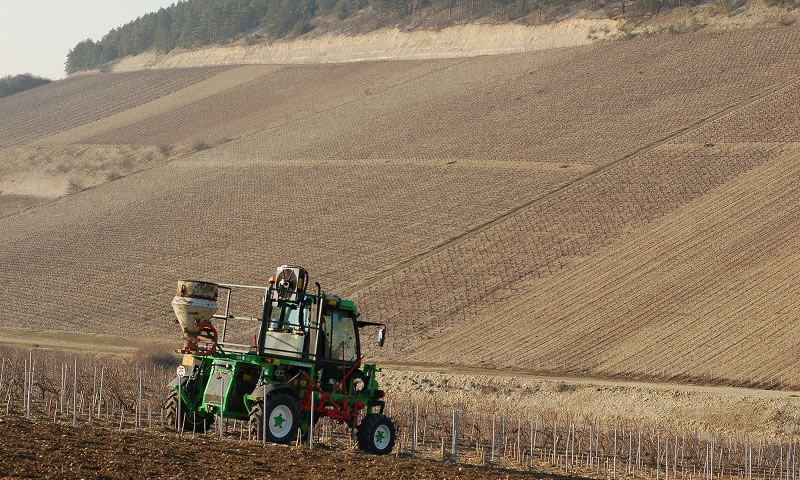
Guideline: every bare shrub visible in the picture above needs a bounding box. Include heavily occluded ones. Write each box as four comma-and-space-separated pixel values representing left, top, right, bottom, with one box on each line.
554, 382, 576, 392
132, 345, 179, 370
119, 152, 134, 171
193, 141, 210, 152
157, 144, 173, 157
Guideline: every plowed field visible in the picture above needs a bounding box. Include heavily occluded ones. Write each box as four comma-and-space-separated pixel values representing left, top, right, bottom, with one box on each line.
0, 67, 228, 146
412, 144, 800, 386
0, 26, 799, 387
0, 417, 556, 480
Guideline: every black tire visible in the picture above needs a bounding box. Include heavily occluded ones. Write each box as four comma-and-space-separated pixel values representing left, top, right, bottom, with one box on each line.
249, 393, 300, 444
248, 402, 264, 440
163, 390, 207, 433
357, 413, 396, 455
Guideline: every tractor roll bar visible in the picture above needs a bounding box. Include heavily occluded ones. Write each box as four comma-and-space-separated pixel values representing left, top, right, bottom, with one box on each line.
215, 283, 269, 290
213, 283, 268, 343
211, 281, 329, 360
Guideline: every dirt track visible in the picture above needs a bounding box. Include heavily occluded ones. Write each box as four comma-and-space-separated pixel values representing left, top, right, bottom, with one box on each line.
0, 417, 567, 480
2, 327, 798, 399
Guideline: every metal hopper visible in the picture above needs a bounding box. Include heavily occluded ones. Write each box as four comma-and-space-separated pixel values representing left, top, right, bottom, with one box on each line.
172, 280, 218, 354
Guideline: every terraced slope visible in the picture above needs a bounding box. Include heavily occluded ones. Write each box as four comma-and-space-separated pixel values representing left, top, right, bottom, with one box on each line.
0, 27, 798, 385
1, 159, 574, 336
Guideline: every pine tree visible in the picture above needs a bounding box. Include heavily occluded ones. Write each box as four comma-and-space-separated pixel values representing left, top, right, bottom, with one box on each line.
154, 8, 174, 53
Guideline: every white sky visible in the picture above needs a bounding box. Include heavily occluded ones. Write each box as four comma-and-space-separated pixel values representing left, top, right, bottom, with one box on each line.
0, 1, 177, 79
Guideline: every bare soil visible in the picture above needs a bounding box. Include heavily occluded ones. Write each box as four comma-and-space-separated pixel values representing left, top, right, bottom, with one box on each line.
0, 417, 568, 480
0, 67, 227, 146
402, 143, 800, 386
0, 27, 798, 390
0, 194, 42, 218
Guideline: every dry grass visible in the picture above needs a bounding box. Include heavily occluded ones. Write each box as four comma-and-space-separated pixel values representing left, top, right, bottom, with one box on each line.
0, 144, 184, 199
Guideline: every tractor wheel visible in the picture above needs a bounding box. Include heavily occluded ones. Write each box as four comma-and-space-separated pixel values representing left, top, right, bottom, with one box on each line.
248, 402, 263, 440
249, 393, 300, 444
163, 390, 207, 433
357, 413, 396, 455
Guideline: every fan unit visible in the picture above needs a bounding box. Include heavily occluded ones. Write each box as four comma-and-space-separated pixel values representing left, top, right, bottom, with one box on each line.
274, 265, 307, 300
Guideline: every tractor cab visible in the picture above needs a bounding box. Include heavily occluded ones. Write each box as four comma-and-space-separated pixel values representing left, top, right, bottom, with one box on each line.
254, 266, 384, 365
317, 297, 360, 363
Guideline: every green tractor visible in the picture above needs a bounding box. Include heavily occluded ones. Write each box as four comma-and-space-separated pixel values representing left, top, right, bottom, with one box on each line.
164, 265, 396, 454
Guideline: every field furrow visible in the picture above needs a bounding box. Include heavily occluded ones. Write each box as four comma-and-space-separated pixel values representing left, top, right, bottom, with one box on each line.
410, 145, 799, 384
0, 67, 228, 145
1, 26, 799, 386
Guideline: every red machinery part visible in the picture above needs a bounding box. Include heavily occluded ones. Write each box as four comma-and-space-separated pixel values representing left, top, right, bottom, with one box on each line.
194, 322, 218, 356
300, 355, 365, 424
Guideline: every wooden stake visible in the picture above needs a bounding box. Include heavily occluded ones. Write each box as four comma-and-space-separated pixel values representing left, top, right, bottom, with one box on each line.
72, 357, 77, 426
61, 363, 65, 415
452, 410, 459, 463
27, 353, 34, 419
23, 354, 28, 416
412, 405, 418, 458
612, 425, 617, 479
531, 417, 537, 470
91, 366, 96, 424
491, 415, 496, 462
137, 369, 142, 429
97, 366, 104, 418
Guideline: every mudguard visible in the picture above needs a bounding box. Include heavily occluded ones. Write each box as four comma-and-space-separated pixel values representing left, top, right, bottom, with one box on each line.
249, 383, 297, 400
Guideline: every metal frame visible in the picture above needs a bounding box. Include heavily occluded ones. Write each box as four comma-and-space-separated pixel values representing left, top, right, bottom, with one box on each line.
212, 283, 268, 344
209, 282, 329, 361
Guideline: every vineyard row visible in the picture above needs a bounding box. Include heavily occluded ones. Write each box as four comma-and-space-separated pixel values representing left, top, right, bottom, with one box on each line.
1, 347, 799, 479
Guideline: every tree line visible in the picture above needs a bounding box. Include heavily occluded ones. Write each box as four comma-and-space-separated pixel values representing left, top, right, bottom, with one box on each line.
64, 0, 561, 73
65, 0, 750, 74
0, 74, 52, 99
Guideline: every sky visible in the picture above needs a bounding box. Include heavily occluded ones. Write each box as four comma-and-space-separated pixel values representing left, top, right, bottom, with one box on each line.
0, 1, 177, 80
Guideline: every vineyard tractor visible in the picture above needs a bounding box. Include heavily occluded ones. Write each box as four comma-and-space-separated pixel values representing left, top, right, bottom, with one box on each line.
164, 265, 396, 454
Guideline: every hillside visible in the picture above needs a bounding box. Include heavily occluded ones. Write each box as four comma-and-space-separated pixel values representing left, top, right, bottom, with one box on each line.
0, 26, 798, 387
63, 0, 800, 74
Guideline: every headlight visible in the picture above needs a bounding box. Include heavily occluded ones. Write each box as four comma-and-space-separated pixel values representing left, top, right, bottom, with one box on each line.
176, 365, 187, 377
